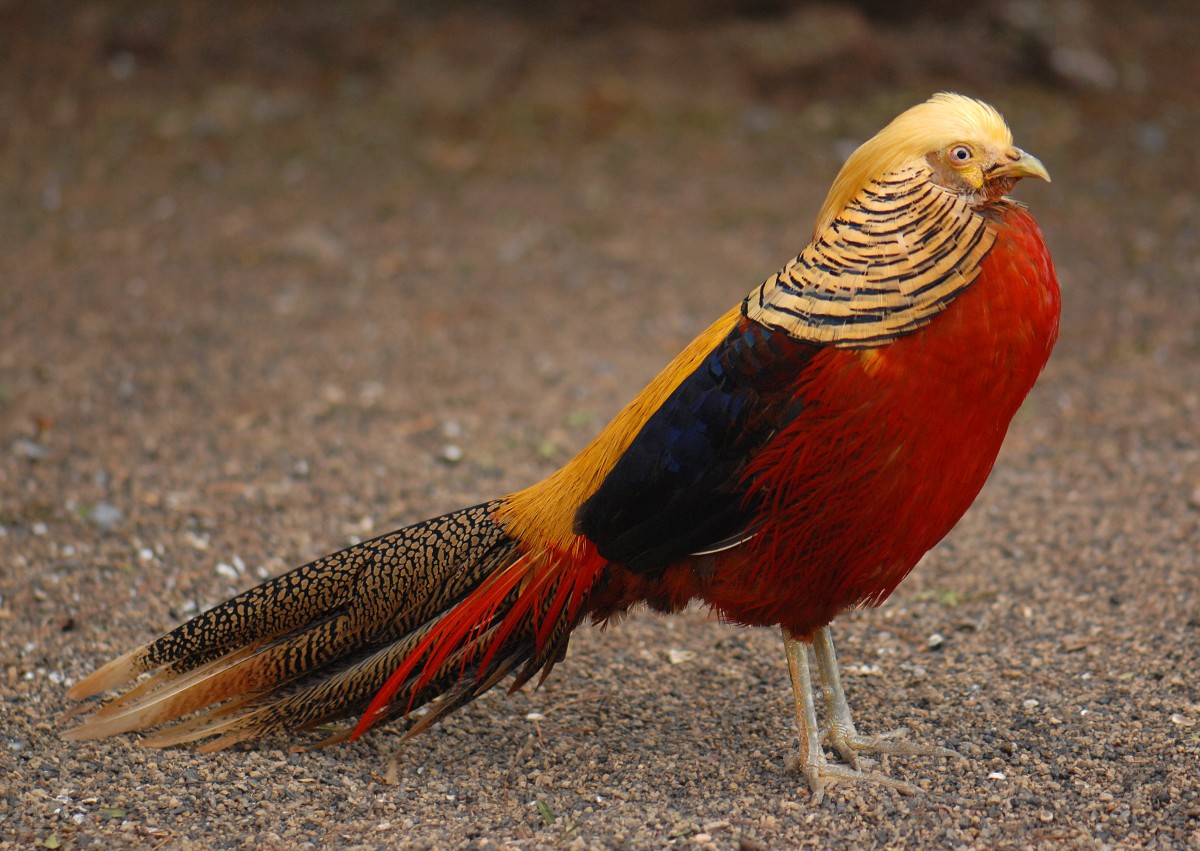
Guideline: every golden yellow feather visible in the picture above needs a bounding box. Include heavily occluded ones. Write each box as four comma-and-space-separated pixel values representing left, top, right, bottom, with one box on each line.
813, 93, 1013, 236
496, 305, 743, 549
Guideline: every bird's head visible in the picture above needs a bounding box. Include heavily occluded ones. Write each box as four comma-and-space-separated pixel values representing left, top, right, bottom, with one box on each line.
813, 93, 1050, 236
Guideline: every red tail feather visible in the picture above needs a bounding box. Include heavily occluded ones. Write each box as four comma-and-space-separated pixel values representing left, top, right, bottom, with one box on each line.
352, 542, 606, 739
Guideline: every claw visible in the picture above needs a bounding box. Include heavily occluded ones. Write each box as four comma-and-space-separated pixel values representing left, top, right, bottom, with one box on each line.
785, 747, 919, 804
826, 726, 961, 766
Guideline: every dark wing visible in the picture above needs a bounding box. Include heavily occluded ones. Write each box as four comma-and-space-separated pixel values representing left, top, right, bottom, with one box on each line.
574, 317, 816, 575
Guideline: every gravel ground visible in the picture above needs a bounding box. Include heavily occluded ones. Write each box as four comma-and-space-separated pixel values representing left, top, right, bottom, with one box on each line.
2, 2, 1198, 848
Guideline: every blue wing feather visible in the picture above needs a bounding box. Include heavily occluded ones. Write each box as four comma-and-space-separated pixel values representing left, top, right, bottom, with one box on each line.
575, 318, 816, 575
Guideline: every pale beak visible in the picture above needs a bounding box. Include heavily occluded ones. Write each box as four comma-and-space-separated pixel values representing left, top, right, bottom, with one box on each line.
997, 147, 1051, 183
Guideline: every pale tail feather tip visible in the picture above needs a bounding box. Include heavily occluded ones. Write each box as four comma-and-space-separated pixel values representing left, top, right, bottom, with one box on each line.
65, 646, 148, 700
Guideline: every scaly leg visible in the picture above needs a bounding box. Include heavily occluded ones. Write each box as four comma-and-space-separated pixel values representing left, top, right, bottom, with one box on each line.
782, 628, 915, 803
812, 625, 959, 767
782, 624, 960, 796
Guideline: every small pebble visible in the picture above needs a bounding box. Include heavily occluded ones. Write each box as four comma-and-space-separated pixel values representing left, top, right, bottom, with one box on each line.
89, 501, 124, 531
108, 50, 136, 80
13, 439, 49, 460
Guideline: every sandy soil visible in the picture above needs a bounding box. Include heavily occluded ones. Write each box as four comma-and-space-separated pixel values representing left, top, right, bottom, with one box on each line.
2, 2, 1198, 848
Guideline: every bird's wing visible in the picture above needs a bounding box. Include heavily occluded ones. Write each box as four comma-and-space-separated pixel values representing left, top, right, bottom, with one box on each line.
574, 317, 816, 575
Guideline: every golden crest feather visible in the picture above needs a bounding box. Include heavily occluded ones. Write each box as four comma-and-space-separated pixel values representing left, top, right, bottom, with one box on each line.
814, 93, 1013, 236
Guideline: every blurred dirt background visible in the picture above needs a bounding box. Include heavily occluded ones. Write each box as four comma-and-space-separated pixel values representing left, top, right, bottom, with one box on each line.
2, 0, 1198, 848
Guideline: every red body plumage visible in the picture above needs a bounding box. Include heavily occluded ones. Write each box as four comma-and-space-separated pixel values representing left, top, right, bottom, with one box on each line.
717, 201, 1058, 632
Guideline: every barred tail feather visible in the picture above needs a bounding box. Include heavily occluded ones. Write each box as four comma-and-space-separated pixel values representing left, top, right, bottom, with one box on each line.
65, 501, 607, 749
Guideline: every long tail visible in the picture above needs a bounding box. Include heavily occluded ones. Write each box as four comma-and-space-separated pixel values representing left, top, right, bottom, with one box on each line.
64, 501, 607, 751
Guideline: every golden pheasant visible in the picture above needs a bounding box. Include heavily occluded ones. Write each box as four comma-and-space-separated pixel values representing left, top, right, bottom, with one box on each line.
65, 93, 1059, 801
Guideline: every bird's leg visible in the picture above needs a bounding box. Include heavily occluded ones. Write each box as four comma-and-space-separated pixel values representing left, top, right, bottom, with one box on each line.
812, 624, 866, 768
813, 625, 959, 766
782, 629, 915, 803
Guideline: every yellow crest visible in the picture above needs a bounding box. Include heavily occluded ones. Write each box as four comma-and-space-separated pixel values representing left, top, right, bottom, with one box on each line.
814, 93, 1012, 236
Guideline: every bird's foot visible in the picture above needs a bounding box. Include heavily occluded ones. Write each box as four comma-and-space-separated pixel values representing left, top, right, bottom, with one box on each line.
822, 722, 960, 771
784, 747, 919, 804
782, 626, 959, 804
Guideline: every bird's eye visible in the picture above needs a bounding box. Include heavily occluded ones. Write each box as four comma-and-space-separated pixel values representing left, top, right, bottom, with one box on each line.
949, 145, 972, 162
